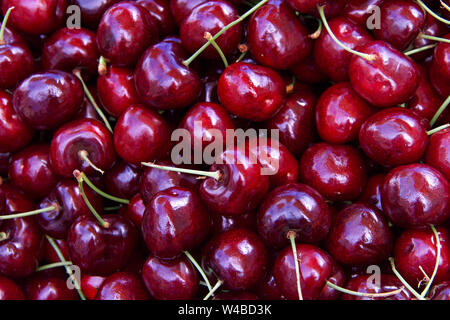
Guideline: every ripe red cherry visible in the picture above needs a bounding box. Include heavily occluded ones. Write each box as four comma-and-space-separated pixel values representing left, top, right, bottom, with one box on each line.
0, 182, 34, 213
202, 228, 268, 290
81, 275, 105, 300
359, 107, 428, 167
142, 255, 198, 300
286, 0, 345, 18
119, 193, 145, 228
12, 71, 84, 130
0, 276, 25, 300
342, 0, 385, 26
315, 82, 374, 144
169, 0, 207, 25
256, 270, 284, 300
257, 183, 331, 249
95, 272, 150, 300
104, 161, 141, 199
425, 127, 450, 180
411, 13, 448, 61
290, 54, 328, 84
96, 1, 159, 66
50, 119, 116, 178
349, 41, 420, 108
136, 0, 177, 37
43, 237, 69, 263
25, 274, 78, 300
299, 143, 367, 201
217, 62, 285, 122
247, 1, 312, 70
70, 0, 120, 29
211, 211, 256, 234
180, 0, 242, 60
382, 164, 450, 228
342, 274, 412, 300
142, 186, 210, 259
429, 34, 450, 97
0, 41, 34, 90
358, 173, 385, 211
431, 282, 450, 300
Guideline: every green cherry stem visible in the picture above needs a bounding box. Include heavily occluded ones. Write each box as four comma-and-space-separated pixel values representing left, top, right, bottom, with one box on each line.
77, 171, 130, 204
442, 0, 450, 12
420, 33, 450, 44
416, 0, 450, 25
36, 261, 73, 272
104, 205, 123, 211
404, 44, 437, 56
430, 95, 450, 127
141, 162, 222, 181
287, 230, 303, 300
235, 44, 248, 62
427, 123, 450, 135
308, 19, 323, 39
0, 6, 14, 45
204, 32, 229, 67
325, 281, 405, 298
184, 251, 212, 291
0, 206, 56, 220
389, 257, 426, 300
203, 279, 223, 300
0, 232, 7, 241
78, 150, 105, 175
98, 56, 108, 76
420, 225, 441, 298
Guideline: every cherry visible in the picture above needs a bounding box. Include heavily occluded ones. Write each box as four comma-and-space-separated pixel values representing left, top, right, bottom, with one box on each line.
411, 13, 448, 61
358, 174, 385, 211
286, 0, 345, 18
382, 164, 450, 228
50, 118, 116, 178
431, 281, 450, 300
136, 0, 177, 37
12, 71, 84, 130
299, 143, 367, 201
217, 62, 285, 121
95, 272, 150, 300
25, 274, 78, 300
202, 228, 268, 290
0, 182, 35, 213
429, 34, 450, 97
290, 54, 328, 84
319, 263, 346, 300
0, 275, 25, 300
256, 270, 284, 300
142, 186, 210, 259
425, 127, 450, 180
81, 275, 105, 300
69, 0, 120, 29
119, 193, 145, 228
96, 1, 159, 67
211, 211, 256, 234
67, 214, 138, 275
104, 161, 141, 200
342, 0, 385, 26
43, 237, 69, 263
342, 274, 412, 300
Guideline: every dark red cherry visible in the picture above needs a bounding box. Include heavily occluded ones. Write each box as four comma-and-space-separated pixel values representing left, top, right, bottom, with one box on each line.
286, 0, 345, 18
429, 34, 450, 97
247, 1, 312, 70
95, 272, 150, 300
299, 143, 367, 201
0, 25, 25, 46
359, 107, 428, 167
290, 54, 328, 84
411, 12, 448, 61
314, 17, 372, 82
12, 71, 84, 130
358, 173, 385, 211
43, 237, 69, 263
343, 0, 385, 26
0, 182, 34, 213
169, 0, 207, 25
41, 27, 99, 78
104, 161, 141, 199
256, 270, 284, 300
134, 40, 202, 110
180, 0, 242, 60
1, 0, 66, 35
142, 186, 210, 259
136, 0, 177, 37
50, 119, 116, 178
431, 281, 450, 300
81, 275, 105, 300
69, 0, 120, 29
342, 274, 412, 300
319, 262, 346, 300
67, 214, 138, 276
213, 291, 260, 300
142, 255, 198, 300
0, 153, 10, 176
0, 42, 34, 89
211, 211, 256, 234
217, 62, 285, 122
349, 41, 420, 108
37, 179, 103, 239
0, 90, 34, 153
315, 82, 374, 144
119, 193, 145, 228
202, 228, 268, 290
425, 127, 450, 180
394, 227, 450, 287
25, 274, 78, 300
382, 164, 450, 228
76, 84, 102, 121
9, 144, 58, 200
96, 1, 159, 66
0, 275, 25, 300
114, 105, 171, 165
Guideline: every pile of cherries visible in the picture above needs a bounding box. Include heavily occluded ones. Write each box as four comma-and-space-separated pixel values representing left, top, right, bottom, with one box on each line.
0, 0, 449, 301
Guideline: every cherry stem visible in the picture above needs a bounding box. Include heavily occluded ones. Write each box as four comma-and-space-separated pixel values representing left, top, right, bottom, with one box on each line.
420, 225, 441, 298
183, 0, 268, 66
184, 251, 212, 291
104, 205, 123, 211
73, 170, 110, 229
204, 32, 228, 67
72, 69, 113, 133
420, 33, 450, 44
317, 5, 375, 62
442, 0, 450, 12
286, 75, 296, 94
77, 171, 130, 204
308, 19, 323, 39
427, 123, 450, 135
0, 6, 14, 45
326, 281, 405, 298
141, 162, 222, 181
235, 44, 248, 62
404, 44, 437, 56
287, 231, 303, 300
389, 257, 426, 300
430, 95, 450, 127
98, 56, 108, 76
203, 279, 223, 300
0, 232, 7, 241
416, 0, 450, 25
0, 206, 56, 220
46, 235, 86, 300
78, 150, 105, 175
36, 261, 73, 272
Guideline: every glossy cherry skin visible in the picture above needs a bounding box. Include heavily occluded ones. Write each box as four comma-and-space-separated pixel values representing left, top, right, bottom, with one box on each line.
0, 43, 34, 90
0, 216, 42, 278
1, 0, 66, 35
343, 0, 385, 26
394, 228, 450, 287
180, 1, 242, 60
95, 272, 150, 300
218, 62, 285, 122
69, 0, 120, 29
0, 90, 34, 153
41, 28, 99, 78
104, 161, 141, 200
9, 144, 58, 200
114, 105, 171, 165
67, 214, 138, 276
81, 275, 105, 300
37, 179, 103, 239
257, 183, 331, 249
425, 128, 450, 180
142, 255, 198, 300
411, 13, 448, 61
136, 0, 177, 37
256, 270, 284, 300
0, 183, 35, 213
430, 34, 450, 97
299, 143, 367, 201
96, 1, 159, 67
211, 211, 256, 235
315, 82, 374, 144
314, 17, 372, 82
200, 147, 270, 216
134, 40, 202, 110
50, 119, 116, 178
431, 281, 450, 300
25, 275, 78, 300
247, 1, 312, 70
142, 187, 210, 259
0, 276, 25, 300
342, 274, 412, 300
349, 41, 420, 108
286, 0, 345, 18
202, 228, 268, 290
358, 174, 385, 211
119, 193, 145, 228
359, 108, 428, 167
169, 0, 207, 25
12, 71, 84, 130
43, 237, 69, 263
382, 164, 450, 228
